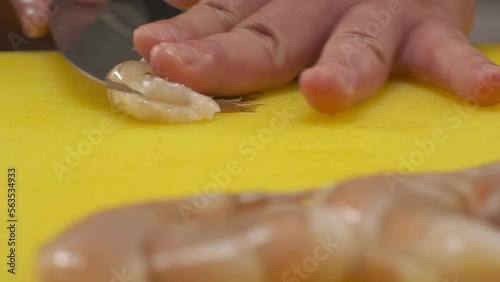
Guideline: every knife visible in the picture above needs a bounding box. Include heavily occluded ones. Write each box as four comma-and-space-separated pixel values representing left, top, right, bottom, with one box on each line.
49, 1, 261, 112
49, 0, 181, 84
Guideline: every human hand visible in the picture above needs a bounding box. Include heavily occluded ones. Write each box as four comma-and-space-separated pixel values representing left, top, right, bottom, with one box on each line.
10, 0, 107, 39
134, 0, 500, 113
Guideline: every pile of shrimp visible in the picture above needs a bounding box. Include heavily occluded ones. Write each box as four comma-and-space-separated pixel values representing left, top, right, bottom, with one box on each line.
38, 163, 500, 282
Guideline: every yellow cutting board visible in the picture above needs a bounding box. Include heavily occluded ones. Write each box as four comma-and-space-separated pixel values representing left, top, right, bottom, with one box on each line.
1, 45, 500, 282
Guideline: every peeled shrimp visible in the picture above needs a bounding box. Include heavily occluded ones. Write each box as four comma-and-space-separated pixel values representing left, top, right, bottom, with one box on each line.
38, 163, 500, 282
106, 60, 221, 123
106, 61, 260, 122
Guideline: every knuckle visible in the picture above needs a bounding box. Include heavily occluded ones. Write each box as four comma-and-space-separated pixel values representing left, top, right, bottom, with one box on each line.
235, 20, 287, 71
195, 38, 232, 91
198, 0, 242, 28
339, 29, 387, 66
409, 18, 470, 86
416, 18, 468, 52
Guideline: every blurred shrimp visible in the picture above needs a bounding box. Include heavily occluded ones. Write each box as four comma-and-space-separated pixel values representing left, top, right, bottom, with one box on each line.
38, 163, 500, 282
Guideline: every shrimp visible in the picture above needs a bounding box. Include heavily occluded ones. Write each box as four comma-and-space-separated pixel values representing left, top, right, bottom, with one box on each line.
38, 163, 500, 282
106, 61, 260, 123
106, 60, 221, 123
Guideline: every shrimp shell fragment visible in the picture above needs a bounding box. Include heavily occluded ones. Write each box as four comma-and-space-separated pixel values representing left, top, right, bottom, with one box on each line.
38, 163, 500, 282
106, 61, 221, 123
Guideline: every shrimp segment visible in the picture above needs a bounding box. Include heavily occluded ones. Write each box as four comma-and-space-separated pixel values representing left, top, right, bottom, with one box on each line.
38, 164, 500, 282
106, 61, 221, 123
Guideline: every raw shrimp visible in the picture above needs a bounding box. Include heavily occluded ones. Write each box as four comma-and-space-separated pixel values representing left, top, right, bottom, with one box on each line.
106, 60, 221, 123
106, 61, 260, 123
38, 163, 500, 282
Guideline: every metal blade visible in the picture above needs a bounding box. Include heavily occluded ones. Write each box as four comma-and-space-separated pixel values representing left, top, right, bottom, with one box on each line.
49, 0, 181, 84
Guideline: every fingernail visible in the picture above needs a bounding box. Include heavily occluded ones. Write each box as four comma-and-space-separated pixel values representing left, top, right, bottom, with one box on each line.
159, 42, 200, 66
136, 24, 178, 41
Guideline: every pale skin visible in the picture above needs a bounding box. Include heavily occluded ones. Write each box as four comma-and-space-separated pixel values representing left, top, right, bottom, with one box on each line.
12, 0, 500, 113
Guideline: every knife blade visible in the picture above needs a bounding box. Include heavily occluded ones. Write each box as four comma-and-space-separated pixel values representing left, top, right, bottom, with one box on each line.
49, 0, 181, 84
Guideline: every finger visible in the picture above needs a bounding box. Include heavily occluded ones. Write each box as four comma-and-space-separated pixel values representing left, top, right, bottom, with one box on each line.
398, 19, 500, 106
164, 0, 200, 10
134, 0, 269, 60
148, 0, 349, 96
299, 1, 408, 113
10, 0, 50, 38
